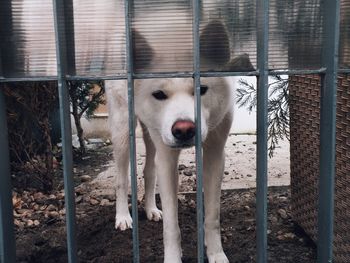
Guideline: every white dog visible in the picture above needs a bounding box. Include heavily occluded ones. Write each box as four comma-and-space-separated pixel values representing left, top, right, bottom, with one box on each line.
106, 18, 253, 263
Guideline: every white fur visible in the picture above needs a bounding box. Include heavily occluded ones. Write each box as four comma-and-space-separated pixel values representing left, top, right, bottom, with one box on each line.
106, 76, 234, 263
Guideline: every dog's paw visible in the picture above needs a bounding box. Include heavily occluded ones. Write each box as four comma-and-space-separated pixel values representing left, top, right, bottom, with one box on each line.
145, 206, 163, 221
164, 253, 182, 263
115, 214, 133, 231
207, 252, 229, 263
164, 257, 182, 263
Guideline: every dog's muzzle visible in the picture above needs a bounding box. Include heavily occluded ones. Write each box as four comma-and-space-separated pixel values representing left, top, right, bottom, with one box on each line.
171, 120, 196, 147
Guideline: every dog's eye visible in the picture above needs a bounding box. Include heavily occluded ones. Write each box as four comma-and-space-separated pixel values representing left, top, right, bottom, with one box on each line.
152, 90, 168, 100
192, 85, 209, 96
200, 85, 208, 96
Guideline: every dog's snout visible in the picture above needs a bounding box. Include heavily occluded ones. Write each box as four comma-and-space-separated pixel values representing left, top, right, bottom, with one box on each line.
171, 120, 196, 141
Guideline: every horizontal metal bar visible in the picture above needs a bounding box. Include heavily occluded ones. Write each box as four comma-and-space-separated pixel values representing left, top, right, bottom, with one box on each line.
134, 72, 193, 79
338, 68, 350, 74
269, 68, 327, 75
1, 67, 342, 83
0, 76, 59, 82
0, 88, 16, 263
201, 71, 259, 77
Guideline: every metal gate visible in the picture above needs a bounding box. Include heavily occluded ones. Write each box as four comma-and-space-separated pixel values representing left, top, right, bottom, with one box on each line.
0, 0, 348, 262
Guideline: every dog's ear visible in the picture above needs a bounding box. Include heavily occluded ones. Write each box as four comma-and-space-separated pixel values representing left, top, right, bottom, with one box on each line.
222, 53, 255, 72
200, 20, 230, 67
132, 29, 154, 71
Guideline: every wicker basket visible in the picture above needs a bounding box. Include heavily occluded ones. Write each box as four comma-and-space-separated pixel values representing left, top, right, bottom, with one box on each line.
289, 75, 350, 263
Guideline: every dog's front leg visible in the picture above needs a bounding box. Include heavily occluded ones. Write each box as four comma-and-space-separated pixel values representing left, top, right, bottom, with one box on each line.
154, 143, 182, 263
203, 116, 232, 263
141, 122, 162, 221
203, 146, 229, 263
111, 120, 133, 231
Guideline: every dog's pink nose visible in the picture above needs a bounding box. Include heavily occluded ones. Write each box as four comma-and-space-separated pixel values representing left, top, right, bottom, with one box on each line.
171, 120, 196, 141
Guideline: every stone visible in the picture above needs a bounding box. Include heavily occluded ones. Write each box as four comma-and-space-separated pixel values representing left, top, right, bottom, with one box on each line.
178, 164, 187, 171
33, 192, 45, 201
27, 220, 34, 227
46, 204, 56, 211
183, 170, 193, 176
90, 198, 99, 205
100, 199, 114, 206
80, 175, 92, 182
278, 209, 288, 219
48, 211, 59, 218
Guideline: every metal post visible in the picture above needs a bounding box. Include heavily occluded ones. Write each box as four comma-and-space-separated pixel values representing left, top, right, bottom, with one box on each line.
317, 0, 340, 262
192, 0, 205, 262
52, 1, 77, 262
256, 0, 269, 262
124, 1, 140, 262
0, 48, 3, 78
0, 87, 16, 263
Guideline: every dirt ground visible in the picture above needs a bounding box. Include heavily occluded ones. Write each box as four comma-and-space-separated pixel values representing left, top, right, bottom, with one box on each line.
14, 135, 316, 263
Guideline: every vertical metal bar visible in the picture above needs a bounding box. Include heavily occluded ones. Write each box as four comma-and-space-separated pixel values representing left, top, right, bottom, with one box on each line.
256, 0, 269, 262
0, 49, 3, 78
124, 1, 140, 262
52, 1, 77, 262
192, 0, 204, 262
317, 0, 340, 262
0, 88, 16, 263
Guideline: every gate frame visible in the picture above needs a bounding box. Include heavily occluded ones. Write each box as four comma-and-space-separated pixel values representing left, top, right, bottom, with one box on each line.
0, 0, 343, 262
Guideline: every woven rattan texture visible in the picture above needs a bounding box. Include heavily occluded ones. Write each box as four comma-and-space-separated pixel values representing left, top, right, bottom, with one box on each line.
289, 75, 350, 263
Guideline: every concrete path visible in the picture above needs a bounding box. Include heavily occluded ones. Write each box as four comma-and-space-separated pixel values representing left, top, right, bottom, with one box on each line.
90, 134, 290, 199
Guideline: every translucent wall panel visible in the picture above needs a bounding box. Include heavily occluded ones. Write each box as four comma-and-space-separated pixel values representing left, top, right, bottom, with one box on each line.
131, 0, 257, 73
269, 0, 323, 70
131, 0, 193, 73
339, 0, 350, 69
73, 0, 126, 76
0, 0, 57, 78
1, 0, 350, 79
129, 0, 325, 72
201, 0, 257, 72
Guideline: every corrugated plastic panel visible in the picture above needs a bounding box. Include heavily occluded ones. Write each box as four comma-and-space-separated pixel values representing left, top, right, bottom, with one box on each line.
1, 0, 350, 79
131, 0, 193, 73
72, 0, 126, 76
200, 0, 257, 72
130, 0, 326, 72
269, 0, 323, 70
0, 0, 57, 78
339, 0, 350, 69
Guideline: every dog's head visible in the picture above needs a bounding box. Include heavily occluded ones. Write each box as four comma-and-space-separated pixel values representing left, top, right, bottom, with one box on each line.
135, 76, 234, 148
135, 78, 206, 148
133, 21, 253, 148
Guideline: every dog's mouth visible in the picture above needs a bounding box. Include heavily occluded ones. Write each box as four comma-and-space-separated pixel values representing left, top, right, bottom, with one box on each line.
169, 140, 195, 149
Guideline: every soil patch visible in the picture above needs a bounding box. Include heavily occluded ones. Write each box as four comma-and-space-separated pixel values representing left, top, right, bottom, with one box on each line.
15, 186, 316, 263
13, 143, 314, 263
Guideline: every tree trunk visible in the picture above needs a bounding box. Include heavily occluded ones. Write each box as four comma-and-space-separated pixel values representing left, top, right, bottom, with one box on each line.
40, 116, 54, 191
73, 112, 85, 155
69, 85, 86, 155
